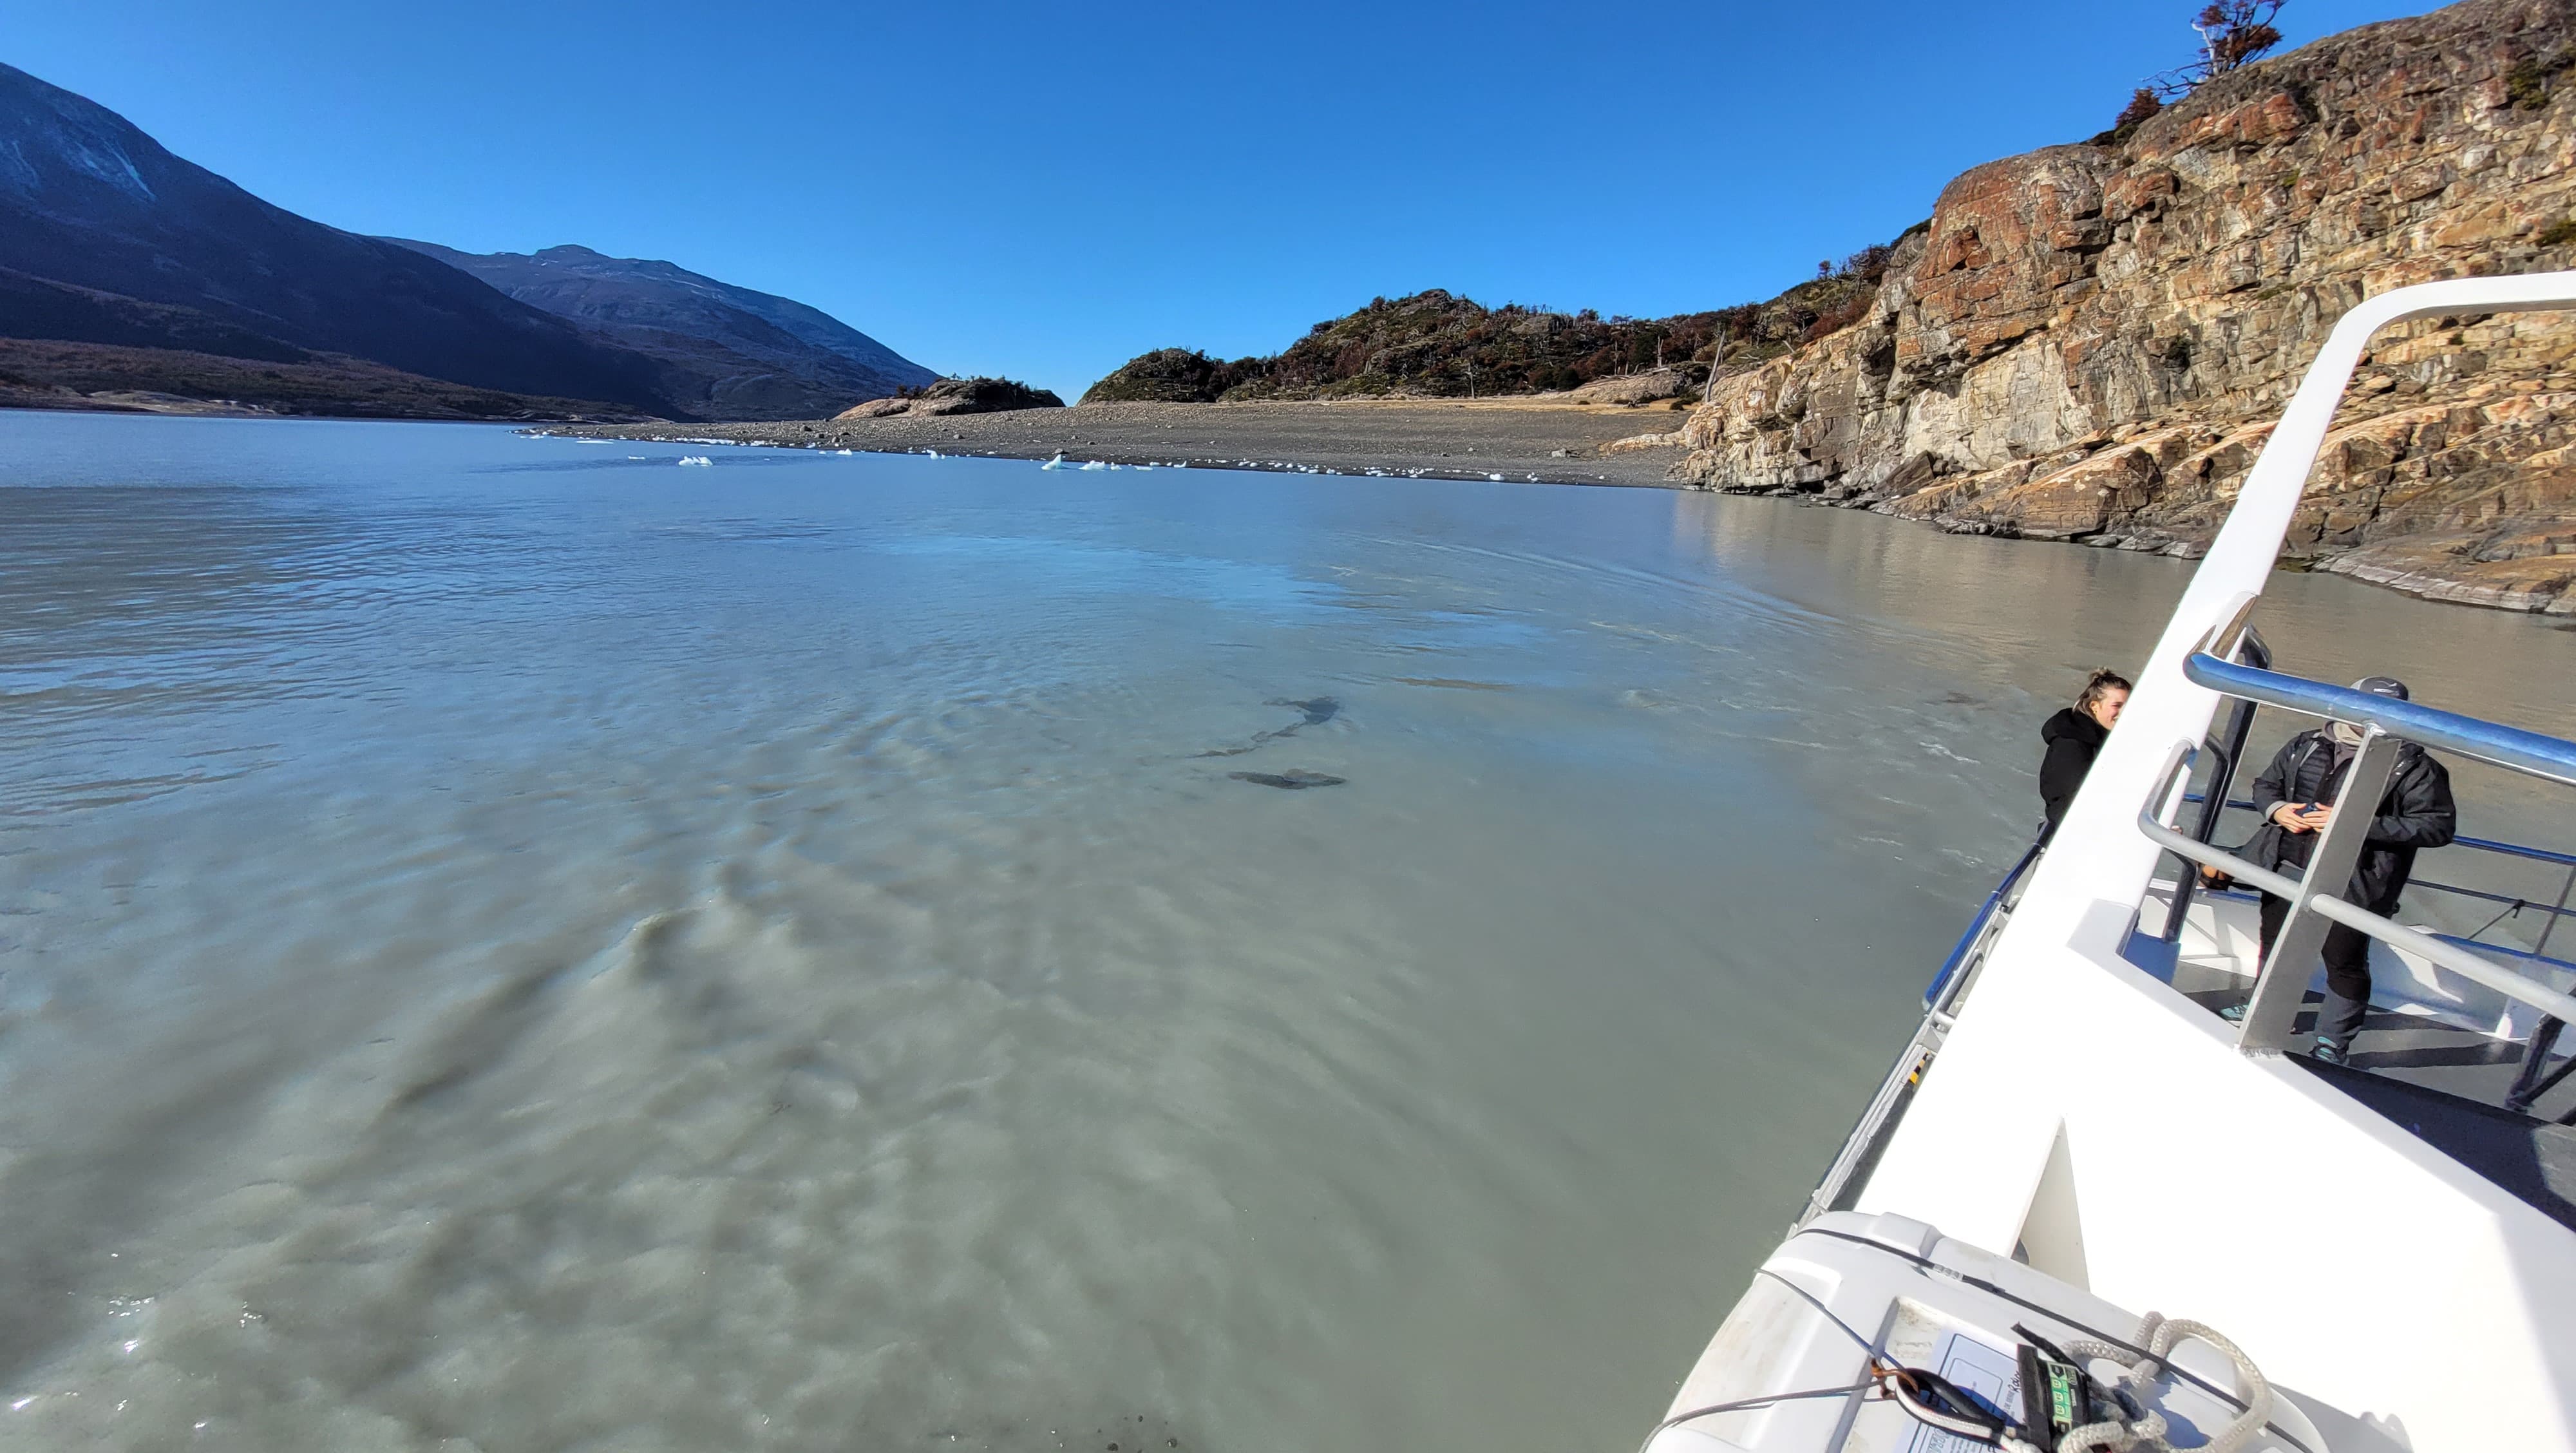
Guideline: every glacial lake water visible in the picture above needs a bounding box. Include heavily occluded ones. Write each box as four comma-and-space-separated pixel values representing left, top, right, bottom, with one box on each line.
2, 412, 2571, 1453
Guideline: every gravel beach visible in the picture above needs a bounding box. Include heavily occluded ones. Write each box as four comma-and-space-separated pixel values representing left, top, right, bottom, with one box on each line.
538, 398, 1695, 487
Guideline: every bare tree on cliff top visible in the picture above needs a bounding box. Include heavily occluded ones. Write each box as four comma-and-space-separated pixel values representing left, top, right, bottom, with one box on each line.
2149, 1, 2287, 99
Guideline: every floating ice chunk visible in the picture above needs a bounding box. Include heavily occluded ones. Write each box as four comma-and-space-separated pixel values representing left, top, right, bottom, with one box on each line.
1488, 473, 1504, 481
677, 455, 714, 467
1040, 452, 1066, 470
835, 449, 855, 456
1079, 460, 1108, 471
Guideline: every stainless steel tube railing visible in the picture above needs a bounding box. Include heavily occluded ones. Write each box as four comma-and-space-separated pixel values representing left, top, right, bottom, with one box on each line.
2180, 794, 2576, 960
2183, 652, 2576, 786
1921, 836, 2045, 1011
2138, 660, 2576, 1059
2139, 744, 2576, 1039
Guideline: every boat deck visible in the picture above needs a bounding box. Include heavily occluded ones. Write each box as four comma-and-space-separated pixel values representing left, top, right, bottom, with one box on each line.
2142, 884, 2576, 1230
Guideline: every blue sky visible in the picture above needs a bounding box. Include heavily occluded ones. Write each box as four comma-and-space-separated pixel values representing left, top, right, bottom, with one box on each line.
4, 1, 2434, 399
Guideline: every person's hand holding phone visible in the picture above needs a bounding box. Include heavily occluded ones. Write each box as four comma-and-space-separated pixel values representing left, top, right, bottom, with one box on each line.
2273, 801, 2333, 834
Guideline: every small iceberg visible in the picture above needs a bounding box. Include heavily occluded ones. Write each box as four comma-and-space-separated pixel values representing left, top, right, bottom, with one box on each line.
834, 448, 855, 456
1040, 452, 1066, 470
677, 455, 714, 467
1079, 460, 1108, 471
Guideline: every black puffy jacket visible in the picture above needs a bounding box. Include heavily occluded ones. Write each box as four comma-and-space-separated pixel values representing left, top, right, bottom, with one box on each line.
2244, 729, 2457, 911
2039, 707, 2108, 831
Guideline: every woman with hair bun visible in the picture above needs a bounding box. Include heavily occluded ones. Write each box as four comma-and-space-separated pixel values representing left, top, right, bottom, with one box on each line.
2038, 667, 2132, 837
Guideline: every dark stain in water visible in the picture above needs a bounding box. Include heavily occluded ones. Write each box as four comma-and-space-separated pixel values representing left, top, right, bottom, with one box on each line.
1229, 770, 1346, 790
1192, 696, 1341, 759
1268, 696, 1340, 726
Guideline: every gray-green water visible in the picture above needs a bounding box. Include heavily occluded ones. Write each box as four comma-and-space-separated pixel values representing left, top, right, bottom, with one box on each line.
2, 412, 2568, 1452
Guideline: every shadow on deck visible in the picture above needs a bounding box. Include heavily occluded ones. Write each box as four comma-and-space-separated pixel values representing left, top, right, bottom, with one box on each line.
2168, 980, 2576, 1233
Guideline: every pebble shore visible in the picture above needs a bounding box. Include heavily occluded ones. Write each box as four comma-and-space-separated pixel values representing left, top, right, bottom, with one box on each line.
536, 398, 1693, 488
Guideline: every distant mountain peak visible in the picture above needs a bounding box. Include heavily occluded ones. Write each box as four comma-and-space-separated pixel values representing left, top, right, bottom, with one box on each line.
384, 238, 937, 417
1, 61, 681, 414
2, 61, 936, 422
1, 62, 163, 205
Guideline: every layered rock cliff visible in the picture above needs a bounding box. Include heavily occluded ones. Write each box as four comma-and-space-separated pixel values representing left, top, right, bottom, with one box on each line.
1676, 0, 2576, 613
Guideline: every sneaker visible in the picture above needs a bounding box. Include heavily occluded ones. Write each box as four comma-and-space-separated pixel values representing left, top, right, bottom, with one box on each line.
2310, 1040, 2351, 1066
2219, 1002, 2248, 1023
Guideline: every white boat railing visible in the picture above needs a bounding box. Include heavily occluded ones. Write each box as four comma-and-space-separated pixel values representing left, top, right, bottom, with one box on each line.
1750, 272, 2576, 1453
1802, 271, 2576, 1226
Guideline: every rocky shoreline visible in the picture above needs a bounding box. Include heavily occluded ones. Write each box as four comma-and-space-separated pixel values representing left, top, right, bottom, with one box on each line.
536, 398, 1699, 489
1673, 0, 2576, 618
542, 386, 2576, 616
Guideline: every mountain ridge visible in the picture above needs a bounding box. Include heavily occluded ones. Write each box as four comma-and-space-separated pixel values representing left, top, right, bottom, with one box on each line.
0, 62, 931, 422
0, 60, 675, 413
384, 240, 935, 420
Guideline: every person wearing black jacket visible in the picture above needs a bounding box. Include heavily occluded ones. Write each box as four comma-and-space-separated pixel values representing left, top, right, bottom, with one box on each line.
2242, 676, 2458, 1063
2038, 669, 2132, 837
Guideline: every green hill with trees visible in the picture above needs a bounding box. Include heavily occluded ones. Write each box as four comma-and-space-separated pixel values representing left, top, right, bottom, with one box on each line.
1079, 242, 1912, 405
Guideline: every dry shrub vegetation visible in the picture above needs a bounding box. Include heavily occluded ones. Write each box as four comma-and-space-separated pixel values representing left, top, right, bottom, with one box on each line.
1081, 245, 1909, 405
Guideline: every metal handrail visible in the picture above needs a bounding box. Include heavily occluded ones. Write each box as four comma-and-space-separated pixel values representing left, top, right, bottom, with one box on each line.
2456, 833, 2576, 870
2186, 792, 2576, 868
2426, 934, 2576, 978
1806, 841, 2043, 1226
2412, 880, 2576, 922
1922, 837, 2045, 1009
2161, 628, 2270, 944
2182, 653, 2576, 788
2141, 740, 2576, 1036
2159, 862, 2576, 936
2311, 895, 2576, 1025
2161, 652, 2576, 1114
2177, 792, 2576, 926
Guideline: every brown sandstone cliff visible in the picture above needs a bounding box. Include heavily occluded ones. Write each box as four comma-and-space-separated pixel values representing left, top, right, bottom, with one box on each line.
1676, 0, 2576, 613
